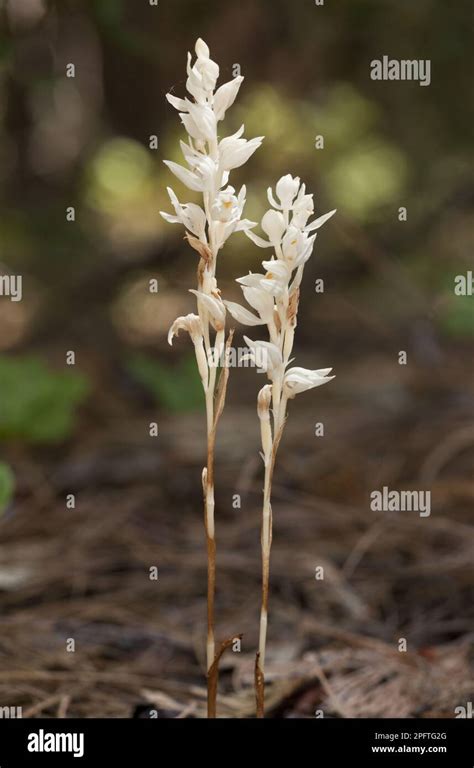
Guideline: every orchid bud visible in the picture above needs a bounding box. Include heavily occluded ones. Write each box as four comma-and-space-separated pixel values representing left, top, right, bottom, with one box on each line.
257, 384, 272, 420
275, 174, 301, 209
213, 76, 244, 121
195, 38, 210, 58
261, 210, 286, 245
258, 384, 273, 461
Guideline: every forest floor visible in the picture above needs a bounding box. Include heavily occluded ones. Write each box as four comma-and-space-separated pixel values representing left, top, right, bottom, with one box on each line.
0, 351, 473, 718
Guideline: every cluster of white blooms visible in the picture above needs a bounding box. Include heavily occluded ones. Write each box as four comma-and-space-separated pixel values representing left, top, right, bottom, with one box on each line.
160, 38, 263, 385
224, 173, 336, 418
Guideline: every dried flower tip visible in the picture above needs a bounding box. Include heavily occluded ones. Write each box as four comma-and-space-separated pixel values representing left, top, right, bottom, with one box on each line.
185, 233, 213, 263
287, 288, 300, 327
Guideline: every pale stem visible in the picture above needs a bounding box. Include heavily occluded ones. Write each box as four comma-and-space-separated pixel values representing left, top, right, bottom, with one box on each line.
256, 288, 292, 716
258, 457, 273, 669
202, 181, 222, 716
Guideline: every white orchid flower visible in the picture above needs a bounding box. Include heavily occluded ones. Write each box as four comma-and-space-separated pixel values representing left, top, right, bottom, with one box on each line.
241, 285, 275, 324
164, 153, 219, 193
261, 209, 286, 245
267, 174, 301, 211
179, 139, 205, 166
243, 337, 283, 377
235, 264, 288, 303
167, 312, 203, 346
163, 159, 205, 192
245, 209, 285, 249
261, 259, 292, 297
211, 185, 256, 249
184, 39, 219, 102
291, 191, 314, 228
168, 313, 208, 387
213, 76, 244, 121
281, 227, 318, 268
283, 366, 335, 398
160, 187, 207, 240
179, 102, 217, 142
211, 186, 239, 222
219, 125, 264, 171
189, 289, 226, 331
194, 38, 219, 91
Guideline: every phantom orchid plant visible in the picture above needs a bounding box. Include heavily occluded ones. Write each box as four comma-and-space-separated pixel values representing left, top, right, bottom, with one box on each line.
224, 174, 336, 716
160, 38, 263, 717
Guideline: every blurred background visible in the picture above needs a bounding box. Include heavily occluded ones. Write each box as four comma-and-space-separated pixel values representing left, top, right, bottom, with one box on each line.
0, 0, 472, 717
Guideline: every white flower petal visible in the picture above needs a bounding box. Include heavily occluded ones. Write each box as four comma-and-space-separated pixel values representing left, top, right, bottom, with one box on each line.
179, 140, 201, 165
276, 174, 300, 209
213, 76, 244, 121
305, 209, 337, 232
185, 102, 217, 141
245, 229, 272, 248
233, 218, 257, 232
218, 128, 263, 171
261, 209, 286, 245
243, 336, 283, 375
267, 186, 282, 210
159, 211, 180, 224
242, 286, 274, 321
168, 313, 203, 345
283, 366, 335, 397
166, 93, 189, 111
223, 300, 265, 326
163, 160, 203, 192
236, 272, 266, 287
189, 289, 226, 328
195, 38, 210, 58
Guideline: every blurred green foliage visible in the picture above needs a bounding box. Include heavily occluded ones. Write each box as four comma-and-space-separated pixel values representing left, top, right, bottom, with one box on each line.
127, 353, 204, 412
441, 297, 474, 338
0, 357, 89, 443
85, 138, 155, 211
0, 462, 14, 513
231, 84, 408, 223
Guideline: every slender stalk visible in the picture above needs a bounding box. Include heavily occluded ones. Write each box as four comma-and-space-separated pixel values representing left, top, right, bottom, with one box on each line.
225, 173, 336, 717
204, 404, 216, 715
256, 453, 273, 716
256, 391, 285, 717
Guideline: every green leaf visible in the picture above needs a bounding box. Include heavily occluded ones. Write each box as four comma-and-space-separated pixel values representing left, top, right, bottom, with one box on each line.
0, 463, 14, 513
0, 356, 90, 444
127, 353, 204, 412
